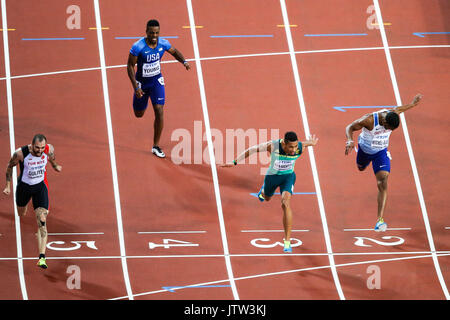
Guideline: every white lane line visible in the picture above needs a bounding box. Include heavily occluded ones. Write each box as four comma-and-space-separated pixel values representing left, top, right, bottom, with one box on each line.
279, 0, 345, 300
110, 251, 450, 300
343, 228, 412, 231
390, 44, 450, 50
1, 250, 450, 262
186, 0, 239, 300
93, 0, 133, 300
1, 0, 28, 300
0, 66, 106, 80
0, 45, 448, 81
373, 0, 449, 300
138, 231, 206, 234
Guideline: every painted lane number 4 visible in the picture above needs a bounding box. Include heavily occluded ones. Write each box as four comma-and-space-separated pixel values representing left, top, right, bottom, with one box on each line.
148, 239, 199, 249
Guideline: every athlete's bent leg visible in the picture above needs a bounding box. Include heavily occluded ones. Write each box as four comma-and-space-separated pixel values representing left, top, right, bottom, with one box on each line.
133, 91, 149, 118
281, 191, 293, 242
375, 170, 389, 220
35, 207, 49, 256
356, 146, 371, 171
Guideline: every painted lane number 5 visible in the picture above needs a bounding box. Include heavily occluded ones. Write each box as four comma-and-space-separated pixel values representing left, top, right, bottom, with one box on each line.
47, 240, 98, 251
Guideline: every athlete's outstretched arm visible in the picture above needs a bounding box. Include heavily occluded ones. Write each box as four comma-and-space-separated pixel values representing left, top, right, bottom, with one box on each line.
220, 141, 273, 167
47, 144, 62, 172
345, 114, 373, 155
3, 148, 23, 195
393, 94, 423, 114
167, 47, 191, 70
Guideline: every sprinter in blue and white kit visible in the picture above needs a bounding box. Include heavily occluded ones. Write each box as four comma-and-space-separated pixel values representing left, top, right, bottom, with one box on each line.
127, 19, 190, 158
345, 94, 423, 231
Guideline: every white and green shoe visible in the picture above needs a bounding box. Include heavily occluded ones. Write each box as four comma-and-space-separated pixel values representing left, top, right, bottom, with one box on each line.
283, 240, 292, 253
37, 257, 47, 269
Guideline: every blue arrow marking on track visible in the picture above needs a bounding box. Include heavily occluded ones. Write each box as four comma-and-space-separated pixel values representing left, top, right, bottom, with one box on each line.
413, 32, 450, 38
333, 106, 396, 112
304, 33, 367, 37
22, 37, 85, 41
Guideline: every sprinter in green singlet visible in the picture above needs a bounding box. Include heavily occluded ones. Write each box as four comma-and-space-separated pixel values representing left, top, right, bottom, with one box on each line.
221, 131, 318, 253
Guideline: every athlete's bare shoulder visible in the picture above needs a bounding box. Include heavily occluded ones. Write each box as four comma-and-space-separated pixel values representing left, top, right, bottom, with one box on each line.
351, 112, 374, 131
257, 140, 273, 153
9, 147, 24, 166
377, 109, 390, 123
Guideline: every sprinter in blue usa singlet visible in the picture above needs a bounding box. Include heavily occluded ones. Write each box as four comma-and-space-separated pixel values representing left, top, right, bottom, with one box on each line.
127, 19, 191, 158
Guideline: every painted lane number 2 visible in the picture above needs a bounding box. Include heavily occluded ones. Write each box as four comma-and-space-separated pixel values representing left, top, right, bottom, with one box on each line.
354, 236, 405, 247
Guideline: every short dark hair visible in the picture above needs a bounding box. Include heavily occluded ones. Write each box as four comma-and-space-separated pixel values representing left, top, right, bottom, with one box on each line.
284, 131, 298, 143
385, 111, 400, 129
32, 133, 47, 145
146, 19, 160, 29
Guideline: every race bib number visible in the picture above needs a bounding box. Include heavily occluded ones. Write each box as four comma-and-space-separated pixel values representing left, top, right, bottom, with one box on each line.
158, 77, 165, 85
370, 128, 391, 149
273, 159, 293, 172
371, 135, 389, 149
142, 61, 161, 77
28, 168, 45, 179
25, 159, 46, 181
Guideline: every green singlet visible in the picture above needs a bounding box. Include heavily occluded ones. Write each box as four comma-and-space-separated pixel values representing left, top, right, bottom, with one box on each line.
266, 139, 303, 176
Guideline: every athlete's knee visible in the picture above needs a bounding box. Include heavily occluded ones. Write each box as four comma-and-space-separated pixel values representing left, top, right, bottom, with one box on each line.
153, 105, 164, 117
134, 110, 145, 118
376, 175, 389, 190
35, 207, 48, 226
281, 195, 291, 209
17, 206, 27, 217
377, 180, 388, 191
357, 164, 366, 171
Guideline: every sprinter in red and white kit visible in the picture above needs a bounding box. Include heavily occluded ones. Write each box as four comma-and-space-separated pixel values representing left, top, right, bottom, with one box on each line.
3, 134, 62, 269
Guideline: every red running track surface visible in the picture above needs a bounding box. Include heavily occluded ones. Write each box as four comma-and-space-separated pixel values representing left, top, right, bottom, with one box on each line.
0, 0, 449, 300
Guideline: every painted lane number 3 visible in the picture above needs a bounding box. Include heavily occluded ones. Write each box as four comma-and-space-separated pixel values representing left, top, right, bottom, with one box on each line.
250, 238, 303, 248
